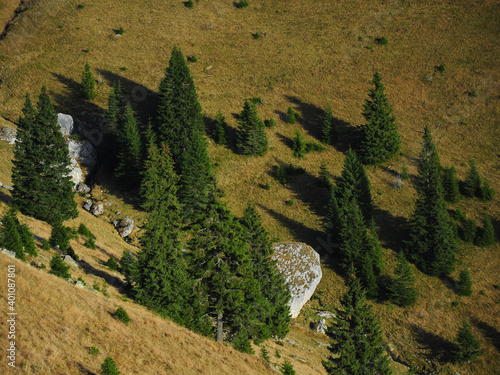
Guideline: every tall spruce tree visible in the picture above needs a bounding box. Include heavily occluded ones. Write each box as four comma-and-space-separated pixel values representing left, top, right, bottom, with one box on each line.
405, 126, 457, 276
12, 87, 77, 224
322, 103, 337, 145
80, 62, 96, 100
155, 46, 204, 172
213, 110, 227, 145
114, 104, 142, 189
322, 274, 392, 375
240, 205, 291, 339
236, 99, 268, 156
457, 269, 473, 296
454, 320, 482, 364
178, 129, 213, 222
387, 252, 418, 307
133, 144, 194, 327
360, 72, 401, 165
475, 214, 495, 247
463, 159, 482, 198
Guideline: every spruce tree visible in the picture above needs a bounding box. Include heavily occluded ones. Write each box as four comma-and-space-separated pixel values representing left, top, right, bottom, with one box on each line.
105, 82, 127, 131
322, 103, 336, 145
286, 106, 296, 124
388, 252, 418, 307
114, 104, 142, 189
457, 269, 473, 296
405, 126, 457, 276
292, 129, 306, 158
318, 160, 331, 188
101, 357, 121, 375
80, 62, 96, 100
0, 209, 25, 261
134, 144, 194, 327
12, 87, 77, 224
155, 46, 204, 172
19, 224, 37, 257
281, 360, 296, 375
213, 110, 227, 145
177, 129, 213, 223
240, 205, 291, 339
480, 179, 495, 202
322, 274, 392, 375
442, 166, 460, 203
324, 186, 343, 243
454, 320, 481, 364
119, 249, 138, 287
360, 72, 401, 165
49, 254, 71, 279
463, 160, 482, 198
475, 214, 495, 247
236, 99, 268, 156
49, 219, 71, 253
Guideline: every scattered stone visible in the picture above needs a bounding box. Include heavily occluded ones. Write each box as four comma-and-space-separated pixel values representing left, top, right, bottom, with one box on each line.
2, 184, 13, 191
317, 311, 335, 319
113, 217, 134, 238
315, 341, 329, 347
30, 260, 43, 268
91, 203, 104, 216
68, 139, 98, 167
115, 211, 121, 216
1, 249, 16, 258
291, 355, 308, 363
65, 278, 73, 283
57, 113, 74, 136
272, 242, 323, 318
269, 364, 280, 373
75, 281, 85, 289
104, 200, 113, 207
314, 318, 327, 334
0, 126, 16, 144
83, 200, 93, 211
386, 342, 400, 361
68, 156, 84, 185
75, 183, 91, 193
63, 255, 79, 268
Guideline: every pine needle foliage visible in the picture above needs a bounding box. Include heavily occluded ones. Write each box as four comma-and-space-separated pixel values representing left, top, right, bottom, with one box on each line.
360, 72, 401, 165
475, 214, 495, 247
101, 357, 121, 375
388, 252, 418, 307
236, 99, 268, 156
322, 274, 392, 375
457, 269, 473, 296
80, 62, 96, 100
286, 106, 297, 124
454, 320, 481, 364
12, 88, 77, 224
0, 209, 26, 261
49, 254, 71, 279
322, 103, 337, 145
292, 129, 306, 158
463, 159, 482, 198
442, 166, 460, 203
213, 110, 227, 145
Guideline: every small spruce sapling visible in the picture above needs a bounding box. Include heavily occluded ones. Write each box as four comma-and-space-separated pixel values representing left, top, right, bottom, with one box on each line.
49, 254, 71, 279
292, 130, 306, 158
454, 320, 481, 364
80, 62, 96, 100
463, 159, 482, 198
113, 306, 130, 325
101, 357, 121, 375
286, 107, 296, 124
475, 214, 495, 247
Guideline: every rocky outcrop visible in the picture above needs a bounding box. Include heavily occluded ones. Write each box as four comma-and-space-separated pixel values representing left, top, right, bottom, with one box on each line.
314, 318, 327, 334
0, 126, 16, 144
272, 242, 322, 319
57, 113, 74, 136
67, 139, 97, 168
113, 217, 134, 238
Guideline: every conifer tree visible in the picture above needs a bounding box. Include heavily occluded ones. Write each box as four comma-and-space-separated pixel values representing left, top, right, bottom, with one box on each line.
12, 87, 77, 224
134, 144, 194, 327
457, 269, 472, 296
292, 130, 306, 158
281, 360, 296, 375
49, 254, 71, 279
442, 166, 460, 203
105, 82, 127, 131
454, 320, 481, 364
463, 159, 482, 198
388, 252, 418, 307
114, 104, 142, 189
101, 357, 121, 375
324, 186, 343, 243
213, 110, 227, 145
322, 103, 336, 145
155, 46, 204, 171
360, 72, 401, 165
240, 205, 291, 339
80, 62, 96, 100
322, 274, 392, 375
480, 179, 495, 202
178, 129, 213, 222
119, 249, 138, 287
236, 100, 268, 156
405, 126, 457, 276
318, 160, 331, 188
0, 209, 25, 261
286, 106, 297, 124
19, 224, 37, 257
475, 214, 495, 247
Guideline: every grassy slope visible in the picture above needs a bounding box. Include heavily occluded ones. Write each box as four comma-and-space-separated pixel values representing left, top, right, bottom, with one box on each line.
0, 0, 499, 374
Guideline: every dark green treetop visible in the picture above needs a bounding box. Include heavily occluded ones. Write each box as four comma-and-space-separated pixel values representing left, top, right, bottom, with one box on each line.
236, 99, 268, 156
80, 62, 96, 100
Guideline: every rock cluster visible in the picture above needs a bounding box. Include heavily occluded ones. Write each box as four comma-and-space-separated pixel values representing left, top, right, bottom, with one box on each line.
113, 217, 134, 238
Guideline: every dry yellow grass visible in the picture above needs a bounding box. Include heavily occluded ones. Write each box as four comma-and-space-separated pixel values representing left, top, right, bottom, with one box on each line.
0, 0, 499, 373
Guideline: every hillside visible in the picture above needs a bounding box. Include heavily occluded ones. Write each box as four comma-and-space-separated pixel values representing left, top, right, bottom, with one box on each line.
0, 0, 499, 374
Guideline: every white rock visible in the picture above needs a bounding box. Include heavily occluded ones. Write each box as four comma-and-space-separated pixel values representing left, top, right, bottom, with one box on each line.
0, 126, 16, 144
67, 139, 97, 167
91, 203, 104, 216
113, 217, 134, 238
272, 242, 322, 319
57, 113, 74, 136
75, 281, 85, 289
315, 318, 327, 334
63, 255, 79, 268
1, 249, 17, 258
68, 156, 84, 185
317, 311, 335, 319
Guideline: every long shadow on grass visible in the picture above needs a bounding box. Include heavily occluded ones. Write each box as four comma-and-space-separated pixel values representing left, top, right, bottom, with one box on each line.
472, 318, 500, 352
0, 189, 13, 204
410, 324, 456, 363
372, 207, 409, 253
76, 363, 97, 375
78, 258, 126, 292
285, 95, 362, 153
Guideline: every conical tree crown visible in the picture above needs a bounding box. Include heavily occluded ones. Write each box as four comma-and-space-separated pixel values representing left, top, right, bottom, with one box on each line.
236, 100, 268, 156
322, 103, 336, 145
454, 320, 481, 364
388, 252, 418, 307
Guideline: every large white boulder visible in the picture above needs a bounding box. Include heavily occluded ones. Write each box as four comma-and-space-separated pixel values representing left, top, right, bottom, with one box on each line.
0, 126, 16, 144
272, 242, 322, 319
57, 113, 74, 136
67, 139, 98, 167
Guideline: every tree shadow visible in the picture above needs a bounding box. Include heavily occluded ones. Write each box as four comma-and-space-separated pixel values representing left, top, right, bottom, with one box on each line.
205, 114, 239, 154
440, 275, 457, 294
0, 189, 13, 204
471, 318, 500, 352
76, 363, 97, 375
276, 133, 293, 149
273, 109, 287, 123
372, 207, 409, 253
410, 324, 456, 363
78, 258, 126, 293
284, 95, 361, 153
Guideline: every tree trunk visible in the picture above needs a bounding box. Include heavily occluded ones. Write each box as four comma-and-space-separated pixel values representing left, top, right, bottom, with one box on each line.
216, 313, 223, 343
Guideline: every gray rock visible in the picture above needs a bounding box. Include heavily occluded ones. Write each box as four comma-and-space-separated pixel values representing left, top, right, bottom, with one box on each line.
2, 184, 13, 191
272, 243, 322, 318
75, 183, 91, 193
0, 126, 16, 144
30, 260, 43, 268
57, 113, 74, 136
317, 311, 335, 319
63, 255, 79, 268
68, 156, 84, 185
83, 200, 93, 211
314, 318, 327, 334
75, 281, 85, 289
1, 249, 16, 258
291, 355, 308, 363
113, 217, 134, 238
91, 203, 104, 216
67, 139, 98, 167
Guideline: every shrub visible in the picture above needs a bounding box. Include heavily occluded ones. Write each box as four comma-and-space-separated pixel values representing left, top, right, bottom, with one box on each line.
251, 97, 264, 104
437, 64, 445, 73
105, 257, 118, 270
237, 0, 249, 8
286, 107, 297, 124
457, 270, 473, 296
264, 118, 276, 128
475, 214, 495, 247
275, 349, 281, 358
49, 255, 71, 279
461, 218, 477, 243
454, 320, 482, 364
232, 328, 254, 354
292, 130, 306, 158
41, 239, 50, 251
88, 346, 99, 355
263, 182, 271, 190
378, 36, 389, 45
253, 32, 261, 39
78, 223, 95, 239
50, 221, 71, 252
451, 301, 460, 307
77, 4, 85, 9
261, 346, 270, 361
213, 111, 227, 145
281, 360, 296, 375
285, 199, 295, 207
84, 238, 96, 249
185, 0, 194, 7
77, 277, 87, 286
101, 357, 121, 375
80, 62, 96, 100
117, 27, 125, 35
305, 141, 326, 153
470, 89, 478, 98
187, 55, 198, 62
113, 306, 130, 325
480, 179, 495, 201
119, 66, 127, 71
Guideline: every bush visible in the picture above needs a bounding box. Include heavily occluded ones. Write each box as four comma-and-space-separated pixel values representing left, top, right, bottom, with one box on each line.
80, 62, 96, 100
264, 118, 276, 128
77, 4, 85, 10
185, 0, 194, 7
461, 218, 477, 243
305, 141, 326, 153
281, 360, 296, 375
261, 346, 270, 361
113, 306, 130, 325
41, 239, 50, 251
470, 89, 478, 98
77, 277, 87, 286
117, 27, 125, 35
78, 223, 95, 239
285, 199, 295, 207
377, 36, 389, 45
187, 55, 198, 62
286, 107, 297, 124
436, 64, 445, 73
251, 97, 264, 104
232, 328, 254, 354
275, 349, 281, 358
475, 214, 495, 247
237, 0, 249, 8
105, 257, 118, 270
212, 111, 227, 145
263, 182, 271, 190
50, 221, 71, 252
49, 255, 71, 279
101, 357, 121, 375
454, 320, 482, 364
292, 130, 306, 158
88, 346, 99, 355
253, 32, 261, 39
480, 179, 495, 201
